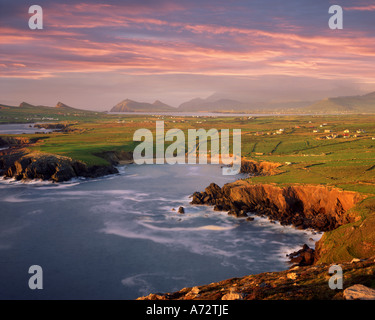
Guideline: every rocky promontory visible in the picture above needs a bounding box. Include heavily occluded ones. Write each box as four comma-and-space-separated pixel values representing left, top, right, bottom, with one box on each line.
0, 129, 134, 183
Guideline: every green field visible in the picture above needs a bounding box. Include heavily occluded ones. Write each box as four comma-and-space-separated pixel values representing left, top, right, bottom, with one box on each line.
3, 111, 374, 193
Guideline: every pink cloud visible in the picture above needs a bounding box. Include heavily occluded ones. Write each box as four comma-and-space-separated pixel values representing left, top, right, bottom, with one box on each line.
1, 2, 375, 84
345, 5, 375, 11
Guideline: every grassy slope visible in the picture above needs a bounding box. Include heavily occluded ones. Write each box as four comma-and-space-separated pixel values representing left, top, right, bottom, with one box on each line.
2, 111, 374, 191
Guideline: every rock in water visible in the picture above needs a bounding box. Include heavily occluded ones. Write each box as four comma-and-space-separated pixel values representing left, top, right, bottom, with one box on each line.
287, 244, 315, 266
178, 207, 185, 214
344, 284, 375, 300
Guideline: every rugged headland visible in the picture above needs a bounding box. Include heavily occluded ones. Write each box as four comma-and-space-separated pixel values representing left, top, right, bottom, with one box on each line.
138, 159, 375, 300
0, 137, 133, 182
0, 149, 119, 182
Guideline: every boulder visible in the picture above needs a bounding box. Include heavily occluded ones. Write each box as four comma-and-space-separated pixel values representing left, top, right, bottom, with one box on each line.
221, 287, 244, 300
343, 284, 375, 300
287, 244, 315, 266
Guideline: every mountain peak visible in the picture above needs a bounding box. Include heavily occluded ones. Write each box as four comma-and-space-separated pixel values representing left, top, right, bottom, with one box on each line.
152, 100, 173, 108
110, 99, 174, 112
19, 101, 35, 108
56, 101, 69, 108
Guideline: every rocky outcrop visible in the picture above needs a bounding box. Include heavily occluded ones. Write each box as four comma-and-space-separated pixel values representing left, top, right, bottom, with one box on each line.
138, 256, 375, 300
191, 181, 362, 232
0, 151, 118, 182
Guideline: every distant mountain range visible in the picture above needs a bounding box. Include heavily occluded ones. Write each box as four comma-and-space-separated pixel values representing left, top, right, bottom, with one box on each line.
109, 91, 375, 113
2, 91, 375, 114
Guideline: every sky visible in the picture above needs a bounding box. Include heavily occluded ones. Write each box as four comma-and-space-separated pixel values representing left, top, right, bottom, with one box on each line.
1, 0, 375, 110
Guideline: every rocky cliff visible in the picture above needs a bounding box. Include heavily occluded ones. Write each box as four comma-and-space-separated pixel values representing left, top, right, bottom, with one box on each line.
191, 181, 363, 232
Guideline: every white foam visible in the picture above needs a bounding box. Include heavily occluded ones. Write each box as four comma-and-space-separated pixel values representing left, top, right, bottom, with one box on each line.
138, 220, 237, 232
0, 176, 55, 186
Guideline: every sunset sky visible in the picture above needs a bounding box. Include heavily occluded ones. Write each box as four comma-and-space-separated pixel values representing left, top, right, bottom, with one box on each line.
1, 0, 375, 110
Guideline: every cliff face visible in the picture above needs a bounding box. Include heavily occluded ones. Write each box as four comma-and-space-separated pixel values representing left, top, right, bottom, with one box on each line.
191, 181, 363, 232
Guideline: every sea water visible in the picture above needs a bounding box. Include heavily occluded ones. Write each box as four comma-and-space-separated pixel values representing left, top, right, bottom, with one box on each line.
0, 164, 321, 299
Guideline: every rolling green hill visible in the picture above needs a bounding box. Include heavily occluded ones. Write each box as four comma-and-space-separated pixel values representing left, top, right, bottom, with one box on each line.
0, 101, 101, 123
